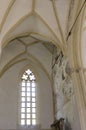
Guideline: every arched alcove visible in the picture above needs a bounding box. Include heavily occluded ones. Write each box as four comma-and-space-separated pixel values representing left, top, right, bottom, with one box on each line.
0, 34, 57, 129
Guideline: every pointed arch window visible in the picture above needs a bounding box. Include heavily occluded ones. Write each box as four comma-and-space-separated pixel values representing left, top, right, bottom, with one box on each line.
20, 69, 37, 126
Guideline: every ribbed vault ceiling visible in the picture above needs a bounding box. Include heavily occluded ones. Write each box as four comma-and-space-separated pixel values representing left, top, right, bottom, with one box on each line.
0, 0, 72, 51
0, 0, 81, 80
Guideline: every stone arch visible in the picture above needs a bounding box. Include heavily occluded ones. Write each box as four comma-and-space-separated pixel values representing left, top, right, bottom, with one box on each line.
68, 3, 86, 130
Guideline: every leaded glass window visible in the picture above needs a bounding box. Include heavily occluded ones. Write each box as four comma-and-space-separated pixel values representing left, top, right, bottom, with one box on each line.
20, 69, 36, 126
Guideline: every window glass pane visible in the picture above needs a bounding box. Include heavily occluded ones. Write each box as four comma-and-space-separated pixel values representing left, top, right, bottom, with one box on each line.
27, 92, 30, 96
22, 87, 25, 91
21, 120, 25, 125
27, 97, 30, 102
32, 82, 35, 87
32, 114, 36, 118
27, 87, 30, 91
27, 114, 31, 118
27, 82, 30, 87
29, 75, 35, 80
27, 103, 31, 107
32, 119, 36, 125
26, 119, 31, 125
32, 103, 35, 107
21, 114, 25, 118
32, 88, 35, 92
21, 97, 25, 102
32, 92, 35, 97
32, 98, 35, 102
32, 108, 36, 113
22, 74, 28, 80
21, 103, 25, 107
22, 81, 25, 86
21, 108, 25, 113
21, 92, 25, 96
27, 108, 30, 113
26, 69, 32, 75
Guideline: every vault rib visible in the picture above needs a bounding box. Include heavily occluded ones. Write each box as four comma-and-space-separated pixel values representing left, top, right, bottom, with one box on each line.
0, 0, 15, 33
52, 0, 66, 44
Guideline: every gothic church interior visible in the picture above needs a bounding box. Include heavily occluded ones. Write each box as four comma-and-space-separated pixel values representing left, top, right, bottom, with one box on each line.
0, 0, 86, 130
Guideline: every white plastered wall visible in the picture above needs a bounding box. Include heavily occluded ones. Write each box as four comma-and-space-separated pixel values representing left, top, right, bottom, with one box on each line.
0, 60, 54, 130
0, 31, 54, 128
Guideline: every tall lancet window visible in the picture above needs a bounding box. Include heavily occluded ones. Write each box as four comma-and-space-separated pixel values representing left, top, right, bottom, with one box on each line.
20, 69, 37, 126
